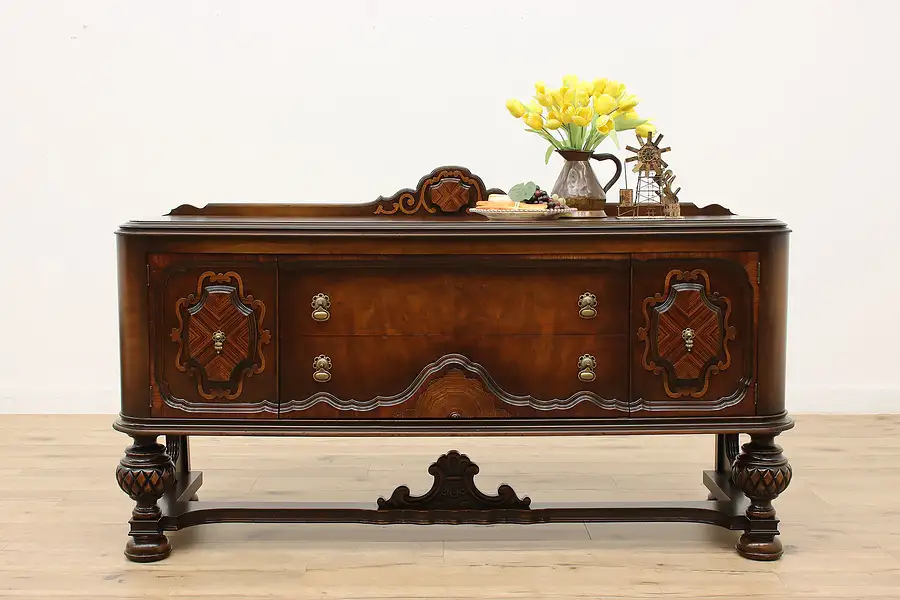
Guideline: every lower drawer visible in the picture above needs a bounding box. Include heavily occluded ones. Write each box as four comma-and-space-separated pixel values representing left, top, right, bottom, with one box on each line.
279, 335, 628, 418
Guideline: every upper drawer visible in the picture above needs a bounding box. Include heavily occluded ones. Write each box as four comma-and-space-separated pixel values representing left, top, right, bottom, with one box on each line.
279, 257, 630, 336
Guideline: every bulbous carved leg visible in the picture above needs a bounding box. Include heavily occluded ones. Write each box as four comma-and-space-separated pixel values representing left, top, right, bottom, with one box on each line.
116, 436, 175, 562
731, 434, 792, 560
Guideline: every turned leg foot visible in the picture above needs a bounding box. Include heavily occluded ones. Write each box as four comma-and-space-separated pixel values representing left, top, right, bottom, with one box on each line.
116, 436, 175, 563
731, 433, 792, 561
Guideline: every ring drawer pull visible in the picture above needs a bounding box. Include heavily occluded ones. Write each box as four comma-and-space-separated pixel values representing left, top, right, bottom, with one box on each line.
212, 330, 226, 354
313, 355, 332, 383
682, 327, 695, 352
311, 293, 331, 322
578, 292, 597, 319
577, 354, 597, 382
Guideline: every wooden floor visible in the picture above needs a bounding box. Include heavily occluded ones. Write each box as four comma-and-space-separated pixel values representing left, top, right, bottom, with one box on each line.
1, 415, 899, 599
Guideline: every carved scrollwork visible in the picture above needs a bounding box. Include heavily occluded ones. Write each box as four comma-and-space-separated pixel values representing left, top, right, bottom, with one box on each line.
637, 269, 736, 398
377, 450, 531, 510
373, 167, 498, 216
171, 271, 271, 400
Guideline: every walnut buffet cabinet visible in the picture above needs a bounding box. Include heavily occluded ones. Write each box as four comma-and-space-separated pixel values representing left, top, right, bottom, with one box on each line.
114, 166, 793, 563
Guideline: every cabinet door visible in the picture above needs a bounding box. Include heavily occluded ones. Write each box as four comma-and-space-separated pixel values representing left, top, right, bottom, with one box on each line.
631, 253, 758, 416
149, 254, 278, 418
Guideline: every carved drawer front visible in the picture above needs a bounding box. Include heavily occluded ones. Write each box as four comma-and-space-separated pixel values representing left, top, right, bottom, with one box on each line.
279, 258, 629, 337
149, 255, 278, 418
631, 254, 758, 415
279, 334, 628, 419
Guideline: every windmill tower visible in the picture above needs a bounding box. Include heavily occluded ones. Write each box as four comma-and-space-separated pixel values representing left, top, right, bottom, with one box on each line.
619, 132, 682, 217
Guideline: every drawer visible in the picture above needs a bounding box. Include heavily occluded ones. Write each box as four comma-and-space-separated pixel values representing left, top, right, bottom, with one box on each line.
279, 334, 628, 418
279, 257, 629, 336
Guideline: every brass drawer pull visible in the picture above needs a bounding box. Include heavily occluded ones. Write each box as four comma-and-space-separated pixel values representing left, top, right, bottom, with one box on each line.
313, 355, 332, 382
311, 293, 331, 322
578, 292, 597, 319
212, 330, 226, 354
682, 328, 695, 352
577, 354, 597, 382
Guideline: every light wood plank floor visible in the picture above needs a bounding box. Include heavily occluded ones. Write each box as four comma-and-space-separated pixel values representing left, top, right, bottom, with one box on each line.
1, 414, 899, 599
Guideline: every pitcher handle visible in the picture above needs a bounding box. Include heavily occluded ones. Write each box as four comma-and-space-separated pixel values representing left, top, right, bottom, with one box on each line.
590, 153, 623, 193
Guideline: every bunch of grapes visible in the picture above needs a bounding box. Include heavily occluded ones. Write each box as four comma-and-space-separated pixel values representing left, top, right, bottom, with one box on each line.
523, 186, 565, 209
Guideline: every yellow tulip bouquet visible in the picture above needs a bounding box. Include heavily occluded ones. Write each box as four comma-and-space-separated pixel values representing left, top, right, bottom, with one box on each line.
506, 74, 656, 163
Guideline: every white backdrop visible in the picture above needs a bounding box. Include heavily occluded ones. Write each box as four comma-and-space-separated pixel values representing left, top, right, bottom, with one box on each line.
1, 1, 898, 413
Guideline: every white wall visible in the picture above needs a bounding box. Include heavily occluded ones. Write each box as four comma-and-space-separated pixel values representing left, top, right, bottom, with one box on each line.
1, 1, 898, 414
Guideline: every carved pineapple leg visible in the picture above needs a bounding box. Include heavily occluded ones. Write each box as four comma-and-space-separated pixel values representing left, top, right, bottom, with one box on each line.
116, 436, 175, 562
731, 434, 792, 560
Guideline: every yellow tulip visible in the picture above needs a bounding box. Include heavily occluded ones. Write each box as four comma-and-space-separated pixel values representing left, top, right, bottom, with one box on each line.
545, 118, 562, 130
547, 109, 561, 122
618, 94, 639, 111
593, 78, 607, 95
524, 112, 544, 130
506, 99, 526, 118
563, 73, 578, 88
535, 81, 546, 95
623, 110, 639, 120
572, 106, 593, 127
603, 80, 623, 97
550, 88, 566, 107
536, 93, 552, 107
576, 80, 594, 95
596, 114, 614, 134
525, 100, 542, 114
636, 122, 656, 137
559, 105, 575, 124
574, 89, 591, 107
592, 93, 618, 115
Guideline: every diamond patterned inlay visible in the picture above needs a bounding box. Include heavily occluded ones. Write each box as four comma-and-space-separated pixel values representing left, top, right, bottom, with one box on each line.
638, 269, 736, 398
428, 178, 471, 213
171, 271, 271, 401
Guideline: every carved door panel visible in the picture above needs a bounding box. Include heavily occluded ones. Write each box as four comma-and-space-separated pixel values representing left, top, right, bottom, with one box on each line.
149, 254, 278, 418
631, 253, 758, 416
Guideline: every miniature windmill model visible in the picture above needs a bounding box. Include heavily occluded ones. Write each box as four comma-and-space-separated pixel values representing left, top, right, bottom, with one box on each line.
618, 131, 683, 217
627, 132, 671, 204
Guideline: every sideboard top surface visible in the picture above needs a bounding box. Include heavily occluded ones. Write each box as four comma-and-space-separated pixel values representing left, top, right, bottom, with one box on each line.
119, 213, 788, 236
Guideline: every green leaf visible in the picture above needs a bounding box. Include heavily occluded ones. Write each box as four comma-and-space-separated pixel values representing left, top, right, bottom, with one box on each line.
613, 115, 648, 131
509, 182, 528, 203
608, 127, 620, 149
523, 181, 537, 199
545, 143, 555, 165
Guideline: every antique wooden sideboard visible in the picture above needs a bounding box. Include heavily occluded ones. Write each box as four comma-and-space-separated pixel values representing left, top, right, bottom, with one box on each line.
114, 166, 792, 563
